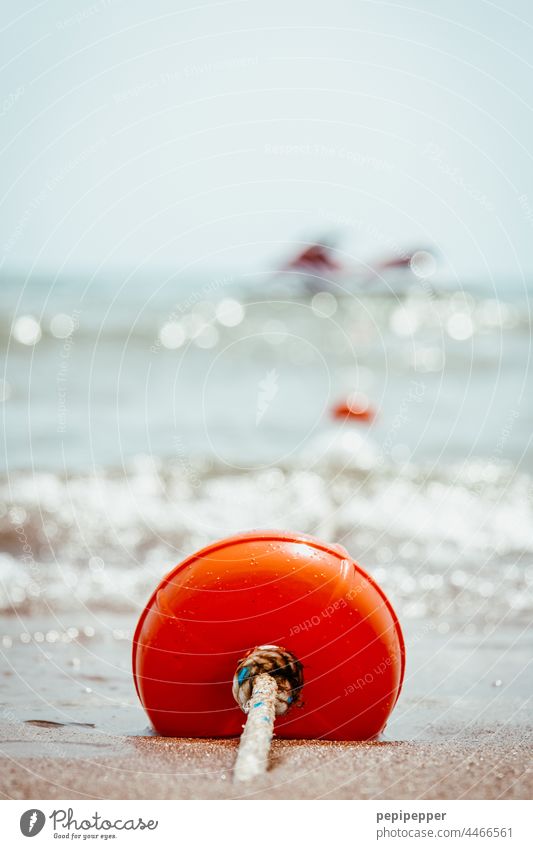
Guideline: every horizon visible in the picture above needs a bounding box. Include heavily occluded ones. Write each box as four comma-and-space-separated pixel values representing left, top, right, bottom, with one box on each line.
2, 1, 533, 283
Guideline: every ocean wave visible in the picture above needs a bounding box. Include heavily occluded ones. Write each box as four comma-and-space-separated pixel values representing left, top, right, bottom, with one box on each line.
1, 282, 530, 350
0, 451, 531, 627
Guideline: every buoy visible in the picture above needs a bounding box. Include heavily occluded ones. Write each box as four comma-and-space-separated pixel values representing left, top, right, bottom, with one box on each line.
331, 393, 376, 422
132, 530, 404, 776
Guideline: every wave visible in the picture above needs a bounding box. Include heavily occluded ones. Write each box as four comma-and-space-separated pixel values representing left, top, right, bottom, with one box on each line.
0, 448, 531, 626
1, 280, 530, 350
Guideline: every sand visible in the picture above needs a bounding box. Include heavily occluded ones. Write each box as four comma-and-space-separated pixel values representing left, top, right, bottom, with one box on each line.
0, 613, 531, 799
0, 728, 531, 800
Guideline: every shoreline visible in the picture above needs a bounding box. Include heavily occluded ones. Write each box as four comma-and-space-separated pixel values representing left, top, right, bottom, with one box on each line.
1, 730, 531, 800
0, 615, 531, 799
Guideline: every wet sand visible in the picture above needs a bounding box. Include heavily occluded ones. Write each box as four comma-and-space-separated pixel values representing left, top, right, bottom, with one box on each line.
0, 613, 531, 799
0, 729, 531, 800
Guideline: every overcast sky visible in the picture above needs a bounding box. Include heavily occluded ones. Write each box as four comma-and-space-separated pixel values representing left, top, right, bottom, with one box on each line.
2, 0, 533, 284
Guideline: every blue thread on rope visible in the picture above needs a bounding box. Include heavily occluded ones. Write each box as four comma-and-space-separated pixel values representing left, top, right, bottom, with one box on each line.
253, 701, 263, 708
237, 668, 248, 685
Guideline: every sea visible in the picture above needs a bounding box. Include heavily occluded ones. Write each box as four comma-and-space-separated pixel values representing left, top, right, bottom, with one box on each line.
1, 268, 532, 637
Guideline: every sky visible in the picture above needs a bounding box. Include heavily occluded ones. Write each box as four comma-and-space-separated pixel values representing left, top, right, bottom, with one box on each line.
1, 0, 533, 283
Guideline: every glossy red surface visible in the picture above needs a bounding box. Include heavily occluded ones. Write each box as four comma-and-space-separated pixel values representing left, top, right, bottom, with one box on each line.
331, 399, 376, 422
132, 530, 405, 740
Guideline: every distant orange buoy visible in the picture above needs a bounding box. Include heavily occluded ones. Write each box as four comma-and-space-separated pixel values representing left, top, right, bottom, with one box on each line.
132, 530, 404, 741
331, 393, 376, 422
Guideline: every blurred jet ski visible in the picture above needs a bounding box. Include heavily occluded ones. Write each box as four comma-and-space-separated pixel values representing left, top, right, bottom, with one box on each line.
274, 235, 436, 295
279, 234, 344, 293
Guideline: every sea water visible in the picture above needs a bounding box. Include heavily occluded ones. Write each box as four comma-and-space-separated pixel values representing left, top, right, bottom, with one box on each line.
0, 269, 531, 631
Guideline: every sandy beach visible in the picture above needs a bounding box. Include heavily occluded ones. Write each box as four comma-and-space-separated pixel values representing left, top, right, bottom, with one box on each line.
1, 613, 531, 800
1, 279, 532, 800
2, 734, 531, 800
2, 0, 533, 818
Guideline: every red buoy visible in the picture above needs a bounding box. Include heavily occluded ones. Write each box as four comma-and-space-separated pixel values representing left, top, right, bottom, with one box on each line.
331, 393, 376, 422
132, 530, 404, 740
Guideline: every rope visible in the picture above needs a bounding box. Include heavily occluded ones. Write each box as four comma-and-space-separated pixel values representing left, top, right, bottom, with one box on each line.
232, 645, 303, 782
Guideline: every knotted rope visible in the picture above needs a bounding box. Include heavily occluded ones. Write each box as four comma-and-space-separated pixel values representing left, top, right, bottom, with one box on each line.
232, 644, 303, 782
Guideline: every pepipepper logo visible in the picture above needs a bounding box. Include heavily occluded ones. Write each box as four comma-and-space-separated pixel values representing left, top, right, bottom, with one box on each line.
20, 809, 45, 837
